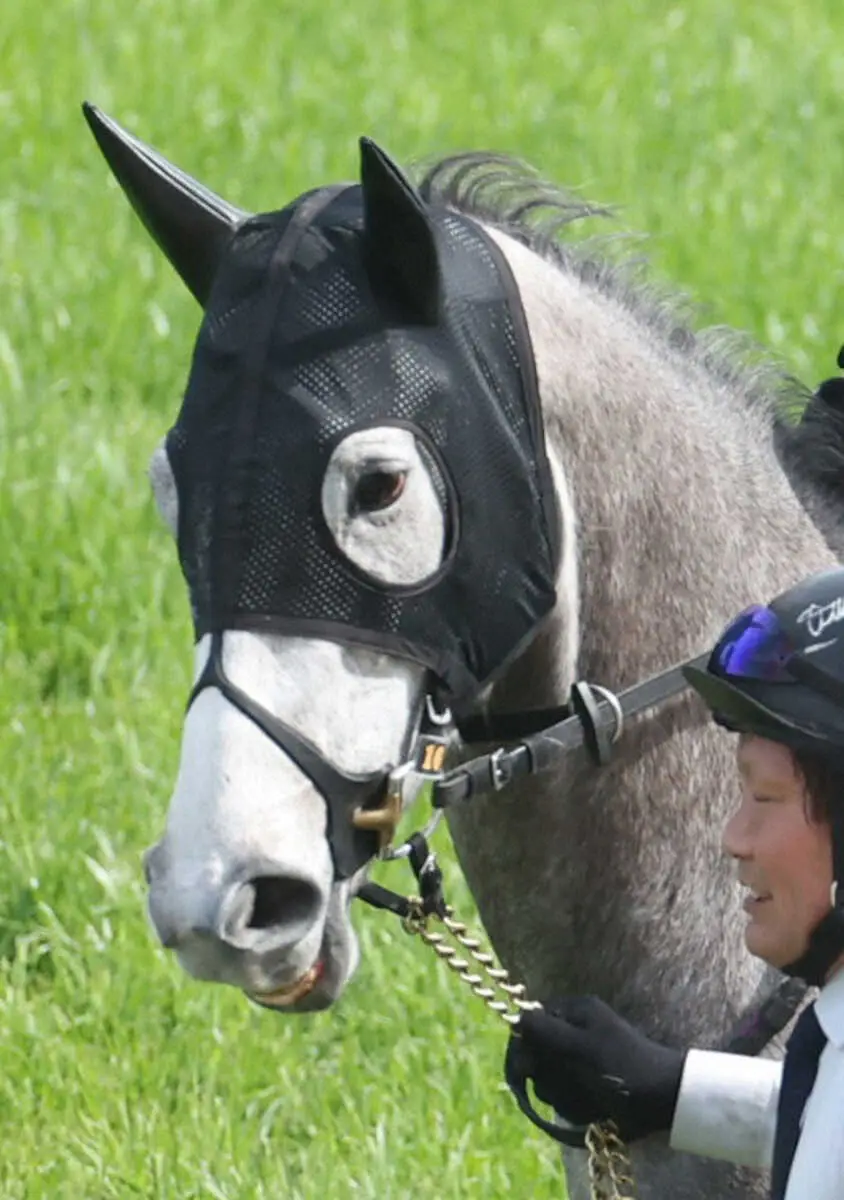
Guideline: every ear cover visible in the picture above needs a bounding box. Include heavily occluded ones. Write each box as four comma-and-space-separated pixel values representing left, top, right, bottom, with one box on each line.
82, 101, 248, 305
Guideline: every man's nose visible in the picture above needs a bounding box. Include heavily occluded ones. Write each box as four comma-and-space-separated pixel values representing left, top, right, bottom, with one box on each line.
721, 801, 752, 861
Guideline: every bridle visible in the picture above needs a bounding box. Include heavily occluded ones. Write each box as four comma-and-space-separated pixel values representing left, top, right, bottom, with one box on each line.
187, 630, 808, 1148
189, 631, 709, 879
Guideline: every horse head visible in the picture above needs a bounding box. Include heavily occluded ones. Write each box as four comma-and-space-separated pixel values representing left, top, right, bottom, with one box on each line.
84, 104, 561, 1011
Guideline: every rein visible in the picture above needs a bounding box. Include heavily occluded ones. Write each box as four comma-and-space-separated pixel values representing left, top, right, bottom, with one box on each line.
356, 649, 809, 1153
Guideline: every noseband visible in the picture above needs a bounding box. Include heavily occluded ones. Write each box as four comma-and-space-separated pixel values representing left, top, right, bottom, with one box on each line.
187, 632, 454, 879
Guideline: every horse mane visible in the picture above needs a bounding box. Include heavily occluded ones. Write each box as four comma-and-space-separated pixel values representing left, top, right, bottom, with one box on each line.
415, 151, 844, 541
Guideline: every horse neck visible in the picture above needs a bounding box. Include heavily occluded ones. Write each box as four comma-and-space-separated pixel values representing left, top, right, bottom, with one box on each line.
485, 229, 837, 706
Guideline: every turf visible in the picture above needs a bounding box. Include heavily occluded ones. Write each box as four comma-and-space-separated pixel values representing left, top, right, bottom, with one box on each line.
1, 0, 843, 1195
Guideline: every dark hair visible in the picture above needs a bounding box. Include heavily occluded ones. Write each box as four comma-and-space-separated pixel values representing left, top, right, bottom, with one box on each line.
791, 747, 844, 824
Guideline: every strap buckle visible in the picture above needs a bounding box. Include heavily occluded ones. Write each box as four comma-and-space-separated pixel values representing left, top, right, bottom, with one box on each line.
489, 747, 512, 790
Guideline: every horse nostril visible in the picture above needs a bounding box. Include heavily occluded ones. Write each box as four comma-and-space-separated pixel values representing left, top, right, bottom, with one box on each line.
216, 873, 324, 949
247, 875, 321, 932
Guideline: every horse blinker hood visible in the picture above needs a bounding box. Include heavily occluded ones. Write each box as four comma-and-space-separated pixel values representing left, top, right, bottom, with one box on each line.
83, 104, 560, 706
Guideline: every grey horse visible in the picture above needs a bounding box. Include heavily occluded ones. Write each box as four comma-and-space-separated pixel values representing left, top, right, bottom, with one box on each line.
85, 103, 844, 1198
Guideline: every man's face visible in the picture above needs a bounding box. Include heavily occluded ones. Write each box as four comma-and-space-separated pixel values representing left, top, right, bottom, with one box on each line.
722, 735, 833, 969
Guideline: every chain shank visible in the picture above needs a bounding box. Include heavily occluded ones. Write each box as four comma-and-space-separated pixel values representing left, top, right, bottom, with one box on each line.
403, 900, 637, 1199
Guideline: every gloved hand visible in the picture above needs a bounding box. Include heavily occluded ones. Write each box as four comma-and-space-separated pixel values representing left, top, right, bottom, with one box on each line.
505, 995, 686, 1142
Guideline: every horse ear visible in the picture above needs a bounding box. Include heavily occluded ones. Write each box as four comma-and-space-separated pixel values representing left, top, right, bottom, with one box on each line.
82, 102, 249, 307
359, 137, 441, 325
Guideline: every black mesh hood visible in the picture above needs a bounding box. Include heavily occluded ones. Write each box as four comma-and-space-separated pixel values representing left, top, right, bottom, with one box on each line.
166, 182, 559, 705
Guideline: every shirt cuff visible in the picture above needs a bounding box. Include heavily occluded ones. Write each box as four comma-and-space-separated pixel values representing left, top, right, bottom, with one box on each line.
669, 1049, 781, 1169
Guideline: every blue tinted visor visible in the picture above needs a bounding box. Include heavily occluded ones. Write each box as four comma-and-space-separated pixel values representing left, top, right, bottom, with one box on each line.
709, 604, 796, 684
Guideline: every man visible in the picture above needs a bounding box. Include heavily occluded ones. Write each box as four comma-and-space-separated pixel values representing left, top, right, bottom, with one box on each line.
506, 566, 844, 1199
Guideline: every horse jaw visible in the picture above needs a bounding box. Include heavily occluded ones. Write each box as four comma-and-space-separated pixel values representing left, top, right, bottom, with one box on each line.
144, 428, 444, 1010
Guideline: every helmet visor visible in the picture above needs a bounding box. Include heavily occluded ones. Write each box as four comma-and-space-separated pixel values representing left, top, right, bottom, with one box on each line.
709, 604, 797, 684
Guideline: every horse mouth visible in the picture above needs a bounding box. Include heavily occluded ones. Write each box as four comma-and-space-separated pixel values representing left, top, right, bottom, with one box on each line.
249, 960, 325, 1008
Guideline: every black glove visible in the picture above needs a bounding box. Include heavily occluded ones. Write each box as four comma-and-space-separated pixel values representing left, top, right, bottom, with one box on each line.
505, 995, 686, 1143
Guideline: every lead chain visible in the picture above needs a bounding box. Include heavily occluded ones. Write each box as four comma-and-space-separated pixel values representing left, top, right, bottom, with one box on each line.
401, 899, 636, 1200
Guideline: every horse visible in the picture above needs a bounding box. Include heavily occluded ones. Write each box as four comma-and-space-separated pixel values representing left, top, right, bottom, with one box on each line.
84, 102, 844, 1199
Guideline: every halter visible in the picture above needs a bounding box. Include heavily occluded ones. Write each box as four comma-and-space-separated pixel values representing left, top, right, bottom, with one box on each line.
188, 633, 710, 880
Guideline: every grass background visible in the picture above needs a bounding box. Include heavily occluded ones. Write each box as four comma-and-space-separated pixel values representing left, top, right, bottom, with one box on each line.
2, 0, 844, 1195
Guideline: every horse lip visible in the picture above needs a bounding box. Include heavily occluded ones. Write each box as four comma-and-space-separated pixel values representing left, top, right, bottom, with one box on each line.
249, 960, 325, 1008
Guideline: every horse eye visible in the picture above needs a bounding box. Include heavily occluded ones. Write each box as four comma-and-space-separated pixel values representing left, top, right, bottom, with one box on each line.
351, 469, 407, 514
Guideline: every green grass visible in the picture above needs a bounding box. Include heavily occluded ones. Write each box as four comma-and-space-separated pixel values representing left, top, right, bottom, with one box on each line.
2, 0, 844, 1194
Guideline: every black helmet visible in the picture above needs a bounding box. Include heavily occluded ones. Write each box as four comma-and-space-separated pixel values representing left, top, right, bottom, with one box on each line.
683, 567, 844, 760
682, 567, 844, 986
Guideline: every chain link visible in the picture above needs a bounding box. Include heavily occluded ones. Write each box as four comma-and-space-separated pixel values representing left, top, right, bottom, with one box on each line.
584, 1123, 637, 1200
402, 899, 637, 1200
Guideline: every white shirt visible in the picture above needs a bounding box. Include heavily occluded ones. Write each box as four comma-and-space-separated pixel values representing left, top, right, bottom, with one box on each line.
669, 968, 844, 1198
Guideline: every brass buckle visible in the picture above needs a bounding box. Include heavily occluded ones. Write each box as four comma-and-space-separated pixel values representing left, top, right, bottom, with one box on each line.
351, 769, 406, 855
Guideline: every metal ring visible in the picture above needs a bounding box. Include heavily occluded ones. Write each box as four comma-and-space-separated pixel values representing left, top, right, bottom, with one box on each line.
380, 808, 444, 861
589, 684, 624, 744
422, 807, 444, 841
381, 841, 411, 861
425, 694, 454, 727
